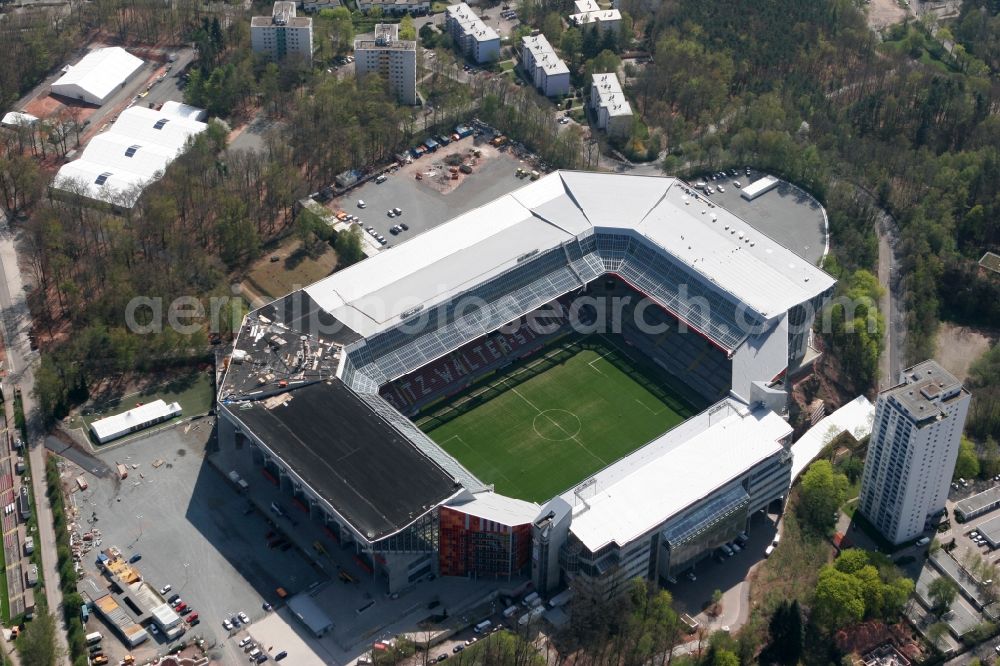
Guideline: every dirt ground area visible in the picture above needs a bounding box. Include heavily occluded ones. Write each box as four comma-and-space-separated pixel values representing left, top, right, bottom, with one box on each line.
395, 137, 511, 196
242, 238, 339, 301
867, 0, 909, 29
934, 322, 996, 383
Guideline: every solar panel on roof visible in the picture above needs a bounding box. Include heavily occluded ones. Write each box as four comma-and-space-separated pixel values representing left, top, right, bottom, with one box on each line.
124, 145, 140, 157
94, 172, 112, 185
153, 118, 169, 129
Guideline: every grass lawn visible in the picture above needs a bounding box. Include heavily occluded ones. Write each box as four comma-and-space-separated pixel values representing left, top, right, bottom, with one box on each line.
243, 238, 339, 300
499, 60, 515, 72
420, 338, 699, 502
81, 371, 214, 441
431, 0, 449, 12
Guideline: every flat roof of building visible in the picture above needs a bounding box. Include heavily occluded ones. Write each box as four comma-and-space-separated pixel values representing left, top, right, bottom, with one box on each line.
226, 380, 461, 541
523, 34, 570, 75
883, 360, 967, 424
591, 72, 632, 117
564, 399, 790, 552
303, 172, 834, 340
956, 486, 1000, 518
569, 9, 622, 25
445, 492, 540, 525
446, 3, 499, 42
51, 47, 144, 103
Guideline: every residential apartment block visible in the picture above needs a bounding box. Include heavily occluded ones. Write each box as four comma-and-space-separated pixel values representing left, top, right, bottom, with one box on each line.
521, 34, 570, 97
589, 72, 632, 136
445, 3, 501, 64
355, 24, 418, 105
569, 0, 622, 33
859, 360, 971, 545
251, 1, 313, 64
357, 0, 430, 13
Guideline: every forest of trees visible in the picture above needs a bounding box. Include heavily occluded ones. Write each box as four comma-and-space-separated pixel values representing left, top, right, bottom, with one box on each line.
634, 0, 999, 375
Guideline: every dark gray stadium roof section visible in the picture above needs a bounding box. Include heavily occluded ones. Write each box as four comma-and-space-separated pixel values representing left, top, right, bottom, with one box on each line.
231, 380, 461, 541
258, 290, 363, 347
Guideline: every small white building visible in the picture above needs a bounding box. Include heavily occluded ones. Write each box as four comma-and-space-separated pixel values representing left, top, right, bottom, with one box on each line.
445, 3, 501, 64
90, 399, 182, 444
51, 47, 144, 106
1, 112, 39, 128
251, 1, 314, 64
521, 34, 570, 97
159, 101, 208, 122
355, 24, 418, 105
740, 175, 780, 201
589, 72, 632, 136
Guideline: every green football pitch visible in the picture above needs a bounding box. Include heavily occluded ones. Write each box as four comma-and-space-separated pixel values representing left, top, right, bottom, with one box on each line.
418, 337, 704, 503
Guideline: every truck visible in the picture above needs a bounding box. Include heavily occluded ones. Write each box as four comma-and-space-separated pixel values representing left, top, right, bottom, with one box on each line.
518, 607, 544, 627
474, 620, 492, 633
24, 536, 33, 555
76, 476, 88, 491
86, 631, 103, 645
502, 605, 519, 618
521, 591, 540, 607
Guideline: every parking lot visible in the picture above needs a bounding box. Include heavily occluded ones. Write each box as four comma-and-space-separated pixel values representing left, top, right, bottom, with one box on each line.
665, 511, 779, 629
210, 425, 516, 664
72, 421, 321, 665
325, 135, 530, 248
693, 170, 827, 266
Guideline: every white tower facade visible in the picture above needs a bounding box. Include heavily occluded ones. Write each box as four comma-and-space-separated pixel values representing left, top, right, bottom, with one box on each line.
859, 360, 971, 545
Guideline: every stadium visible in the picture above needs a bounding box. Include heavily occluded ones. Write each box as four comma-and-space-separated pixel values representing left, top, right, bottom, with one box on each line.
217, 171, 835, 598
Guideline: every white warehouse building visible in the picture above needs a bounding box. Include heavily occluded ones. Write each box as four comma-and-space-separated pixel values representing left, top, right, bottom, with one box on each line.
445, 3, 500, 64
54, 105, 208, 208
50, 47, 144, 106
521, 34, 571, 97
354, 24, 417, 105
589, 72, 632, 137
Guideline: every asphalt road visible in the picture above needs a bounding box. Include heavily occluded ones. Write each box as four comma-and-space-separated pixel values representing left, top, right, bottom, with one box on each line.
0, 212, 70, 662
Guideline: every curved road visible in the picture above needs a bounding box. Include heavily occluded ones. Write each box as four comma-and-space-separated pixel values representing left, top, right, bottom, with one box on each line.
0, 212, 70, 664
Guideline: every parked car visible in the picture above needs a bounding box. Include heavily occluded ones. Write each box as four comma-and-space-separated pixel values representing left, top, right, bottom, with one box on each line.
222, 619, 233, 631
238, 612, 250, 624
358, 199, 366, 208
159, 584, 172, 595
168, 594, 180, 604
387, 210, 396, 218
399, 223, 409, 231
275, 652, 288, 661
129, 553, 142, 563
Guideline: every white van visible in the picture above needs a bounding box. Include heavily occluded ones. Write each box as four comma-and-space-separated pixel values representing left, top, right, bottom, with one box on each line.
474, 620, 492, 633
764, 544, 775, 558
502, 605, 519, 618
85, 631, 103, 645
916, 536, 931, 547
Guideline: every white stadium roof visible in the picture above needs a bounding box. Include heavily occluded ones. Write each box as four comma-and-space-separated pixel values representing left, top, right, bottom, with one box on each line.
305, 171, 834, 339
563, 399, 791, 552
51, 47, 144, 105
790, 395, 875, 481
54, 105, 207, 207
